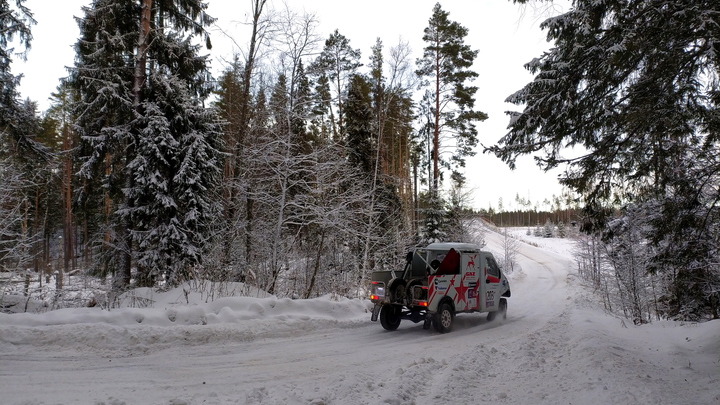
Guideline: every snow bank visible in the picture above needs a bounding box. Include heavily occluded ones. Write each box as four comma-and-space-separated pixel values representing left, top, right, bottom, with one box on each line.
2, 228, 718, 405
0, 291, 372, 356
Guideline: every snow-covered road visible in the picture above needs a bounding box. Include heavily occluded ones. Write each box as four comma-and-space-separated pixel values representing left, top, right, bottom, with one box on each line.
1, 230, 718, 405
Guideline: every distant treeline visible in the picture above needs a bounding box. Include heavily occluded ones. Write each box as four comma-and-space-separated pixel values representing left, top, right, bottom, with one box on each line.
479, 208, 582, 228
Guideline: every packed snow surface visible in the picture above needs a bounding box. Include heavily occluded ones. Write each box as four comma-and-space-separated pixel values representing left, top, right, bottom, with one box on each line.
1, 229, 718, 405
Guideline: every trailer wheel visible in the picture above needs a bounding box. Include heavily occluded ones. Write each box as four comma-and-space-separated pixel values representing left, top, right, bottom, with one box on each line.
379, 305, 401, 331
433, 302, 454, 333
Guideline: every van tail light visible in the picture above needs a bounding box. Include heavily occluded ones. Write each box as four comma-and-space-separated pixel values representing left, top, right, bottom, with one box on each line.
412, 285, 429, 306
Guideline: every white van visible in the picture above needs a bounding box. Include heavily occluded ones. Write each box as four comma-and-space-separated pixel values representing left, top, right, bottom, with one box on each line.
370, 243, 510, 333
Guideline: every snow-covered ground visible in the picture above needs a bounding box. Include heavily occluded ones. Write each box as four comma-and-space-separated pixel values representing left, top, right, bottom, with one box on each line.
1, 228, 718, 405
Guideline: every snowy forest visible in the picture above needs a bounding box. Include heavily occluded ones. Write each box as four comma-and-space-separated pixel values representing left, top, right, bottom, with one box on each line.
1, 0, 719, 322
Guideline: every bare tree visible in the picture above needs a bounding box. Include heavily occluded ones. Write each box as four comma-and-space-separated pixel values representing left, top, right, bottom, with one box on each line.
271, 2, 320, 102
0, 157, 31, 271
500, 228, 520, 274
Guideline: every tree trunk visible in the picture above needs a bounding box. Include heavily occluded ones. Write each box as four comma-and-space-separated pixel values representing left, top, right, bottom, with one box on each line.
267, 159, 290, 296
305, 230, 326, 299
432, 45, 440, 193
62, 123, 73, 274
115, 0, 153, 291
133, 0, 152, 110
235, 0, 266, 269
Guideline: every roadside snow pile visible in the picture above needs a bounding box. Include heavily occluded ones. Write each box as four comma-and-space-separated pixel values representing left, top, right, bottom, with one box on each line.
1, 228, 719, 405
0, 289, 372, 356
0, 273, 277, 314
0, 292, 371, 327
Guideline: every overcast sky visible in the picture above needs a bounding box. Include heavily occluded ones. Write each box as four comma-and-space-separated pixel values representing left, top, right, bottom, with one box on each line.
15, 0, 572, 211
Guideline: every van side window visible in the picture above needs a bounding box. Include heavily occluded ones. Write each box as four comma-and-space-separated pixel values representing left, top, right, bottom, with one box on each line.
487, 257, 500, 278
434, 248, 461, 275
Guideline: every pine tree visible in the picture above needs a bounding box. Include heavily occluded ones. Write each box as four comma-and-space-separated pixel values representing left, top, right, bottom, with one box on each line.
0, 0, 33, 103
369, 38, 415, 229
416, 2, 488, 193
291, 60, 314, 151
270, 74, 290, 137
312, 29, 361, 140
311, 72, 333, 140
445, 179, 472, 243
129, 72, 222, 285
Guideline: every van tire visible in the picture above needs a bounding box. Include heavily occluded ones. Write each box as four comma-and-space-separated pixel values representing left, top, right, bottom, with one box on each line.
487, 298, 508, 322
380, 305, 401, 331
433, 302, 454, 333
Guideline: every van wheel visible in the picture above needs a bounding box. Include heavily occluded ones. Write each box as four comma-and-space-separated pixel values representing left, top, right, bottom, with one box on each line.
433, 302, 454, 333
380, 305, 401, 331
487, 298, 507, 322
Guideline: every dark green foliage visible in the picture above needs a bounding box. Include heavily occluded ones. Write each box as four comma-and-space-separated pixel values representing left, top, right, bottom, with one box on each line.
345, 74, 374, 174
71, 0, 220, 288
270, 74, 290, 137
312, 29, 362, 139
416, 2, 488, 188
419, 190, 447, 244
129, 72, 222, 285
0, 0, 51, 161
291, 60, 313, 150
494, 0, 720, 319
0, 0, 34, 120
0, 1, 63, 274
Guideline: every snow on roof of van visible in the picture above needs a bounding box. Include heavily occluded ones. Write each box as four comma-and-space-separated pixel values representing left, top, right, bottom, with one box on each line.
423, 242, 483, 252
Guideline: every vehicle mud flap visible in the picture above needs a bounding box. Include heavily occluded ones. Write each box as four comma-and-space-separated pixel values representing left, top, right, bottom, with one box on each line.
371, 304, 381, 322
422, 319, 431, 330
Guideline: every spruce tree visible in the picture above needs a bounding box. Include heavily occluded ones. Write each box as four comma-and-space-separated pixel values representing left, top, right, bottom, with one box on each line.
291, 60, 313, 151
345, 74, 374, 174
311, 72, 333, 139
420, 191, 447, 244
544, 219, 554, 238
0, 0, 48, 160
494, 0, 720, 319
71, 0, 221, 288
0, 1, 62, 274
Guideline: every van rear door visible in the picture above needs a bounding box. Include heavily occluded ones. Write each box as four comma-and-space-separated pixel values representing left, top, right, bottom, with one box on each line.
481, 255, 502, 311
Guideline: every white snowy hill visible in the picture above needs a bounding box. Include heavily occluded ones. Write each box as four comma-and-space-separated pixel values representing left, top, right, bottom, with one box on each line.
1, 227, 718, 405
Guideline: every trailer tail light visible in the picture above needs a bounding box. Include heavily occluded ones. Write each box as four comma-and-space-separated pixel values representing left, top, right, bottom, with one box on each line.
370, 281, 385, 301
